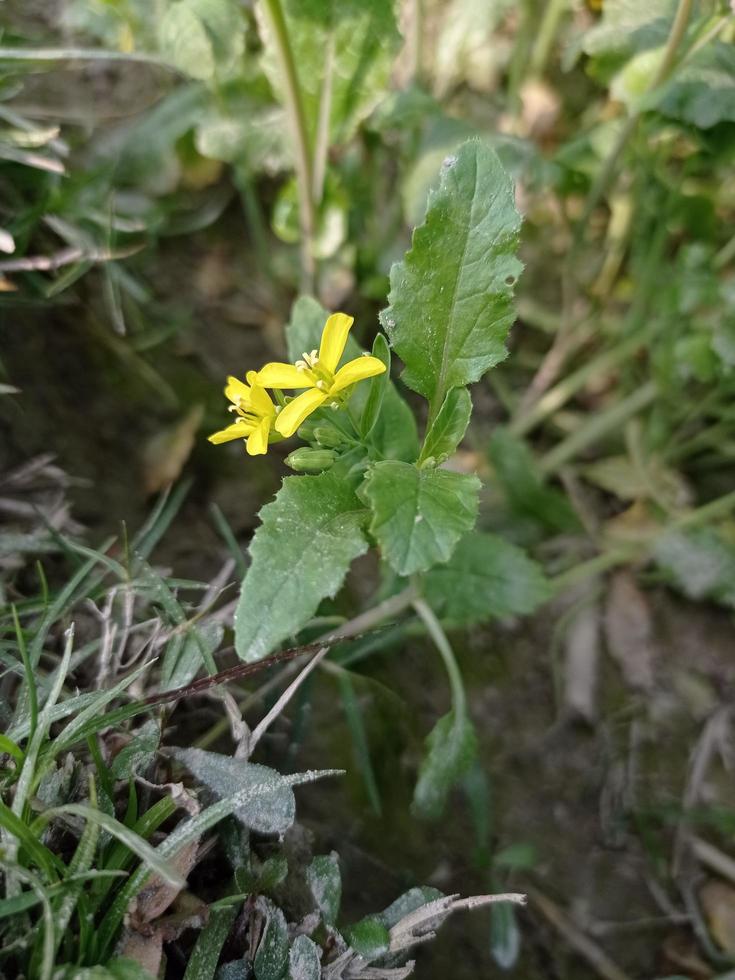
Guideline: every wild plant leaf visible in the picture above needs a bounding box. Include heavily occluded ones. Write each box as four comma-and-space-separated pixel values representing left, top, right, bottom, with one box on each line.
423, 531, 551, 624
380, 139, 522, 409
234, 471, 368, 661
288, 934, 321, 980
158, 3, 215, 80
161, 621, 224, 692
412, 710, 478, 820
184, 904, 238, 980
654, 529, 735, 610
378, 886, 444, 929
172, 749, 296, 834
360, 333, 391, 439
254, 897, 289, 980
419, 387, 472, 464
489, 428, 578, 534
580, 0, 674, 66
306, 852, 341, 926
656, 42, 735, 129
490, 900, 521, 970
343, 916, 390, 960
110, 720, 161, 780
361, 461, 480, 576
258, 0, 400, 146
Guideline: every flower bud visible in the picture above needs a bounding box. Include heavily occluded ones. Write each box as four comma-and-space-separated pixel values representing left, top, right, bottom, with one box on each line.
285, 448, 337, 473
313, 426, 345, 449
296, 419, 319, 442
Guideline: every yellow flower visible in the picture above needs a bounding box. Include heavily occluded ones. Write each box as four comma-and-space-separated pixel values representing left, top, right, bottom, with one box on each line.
208, 371, 277, 456
255, 313, 386, 437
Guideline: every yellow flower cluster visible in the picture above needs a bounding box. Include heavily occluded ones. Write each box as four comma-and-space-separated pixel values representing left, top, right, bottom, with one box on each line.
208, 313, 386, 456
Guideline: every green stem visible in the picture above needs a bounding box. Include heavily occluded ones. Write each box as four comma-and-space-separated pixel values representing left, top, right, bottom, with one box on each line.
572, 0, 694, 250
13, 605, 37, 748
194, 584, 418, 750
312, 30, 335, 206
528, 0, 569, 79
413, 597, 466, 717
538, 379, 657, 477
261, 0, 316, 293
510, 329, 649, 438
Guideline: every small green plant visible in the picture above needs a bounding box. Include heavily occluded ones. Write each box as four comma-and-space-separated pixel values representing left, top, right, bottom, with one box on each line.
210, 139, 549, 823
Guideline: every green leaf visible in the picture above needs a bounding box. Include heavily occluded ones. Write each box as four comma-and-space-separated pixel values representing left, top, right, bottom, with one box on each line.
380, 139, 522, 408
423, 531, 551, 624
419, 387, 472, 464
371, 385, 421, 463
184, 904, 238, 980
360, 333, 391, 439
258, 0, 401, 146
234, 472, 369, 662
172, 749, 297, 834
254, 898, 289, 980
412, 710, 477, 820
306, 852, 341, 926
378, 886, 443, 928
110, 720, 161, 780
362, 461, 480, 576
343, 916, 390, 961
489, 428, 579, 533
654, 529, 735, 610
288, 934, 321, 980
159, 3, 215, 80
490, 900, 520, 970
580, 0, 674, 65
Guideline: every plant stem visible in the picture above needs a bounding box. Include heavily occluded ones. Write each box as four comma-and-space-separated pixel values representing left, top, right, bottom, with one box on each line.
194, 584, 418, 750
528, 0, 569, 79
312, 31, 334, 206
412, 597, 466, 717
572, 0, 694, 249
511, 330, 648, 438
261, 0, 316, 293
538, 380, 657, 477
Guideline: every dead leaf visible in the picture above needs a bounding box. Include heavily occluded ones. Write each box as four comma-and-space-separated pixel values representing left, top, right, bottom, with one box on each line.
142, 404, 204, 495
564, 590, 600, 723
118, 927, 163, 976
660, 932, 713, 979
520, 79, 560, 139
129, 838, 200, 925
701, 879, 735, 955
604, 571, 655, 691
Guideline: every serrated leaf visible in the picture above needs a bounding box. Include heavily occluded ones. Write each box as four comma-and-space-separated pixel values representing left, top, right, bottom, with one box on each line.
380, 140, 522, 407
234, 472, 368, 661
362, 461, 479, 576
412, 710, 477, 820
254, 898, 289, 980
258, 0, 400, 147
423, 531, 550, 624
581, 0, 674, 64
288, 935, 321, 980
306, 852, 341, 926
159, 3, 215, 81
172, 749, 296, 834
419, 387, 472, 464
343, 916, 390, 961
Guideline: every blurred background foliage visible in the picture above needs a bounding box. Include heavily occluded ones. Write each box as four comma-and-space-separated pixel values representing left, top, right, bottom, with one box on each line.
2, 0, 735, 977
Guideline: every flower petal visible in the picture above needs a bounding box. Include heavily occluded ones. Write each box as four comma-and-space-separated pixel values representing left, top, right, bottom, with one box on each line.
224, 376, 250, 405
246, 417, 271, 456
256, 362, 313, 389
318, 312, 354, 373
330, 355, 386, 394
275, 388, 327, 437
208, 421, 253, 444
246, 373, 276, 417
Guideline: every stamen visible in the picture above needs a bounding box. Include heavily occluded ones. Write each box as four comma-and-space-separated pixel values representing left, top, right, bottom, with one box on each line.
330, 401, 339, 410
316, 380, 328, 391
